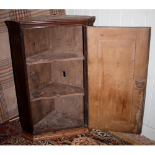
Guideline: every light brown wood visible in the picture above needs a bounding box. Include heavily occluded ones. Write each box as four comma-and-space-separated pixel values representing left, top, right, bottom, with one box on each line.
22, 127, 89, 141
87, 27, 150, 134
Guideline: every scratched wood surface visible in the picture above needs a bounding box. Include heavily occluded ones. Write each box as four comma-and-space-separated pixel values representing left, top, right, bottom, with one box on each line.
26, 51, 84, 65
31, 99, 55, 125
33, 110, 84, 134
5, 15, 95, 139
30, 82, 84, 101
87, 27, 150, 133
23, 28, 49, 58
49, 26, 83, 54
27, 63, 51, 92
54, 95, 84, 123
51, 60, 83, 88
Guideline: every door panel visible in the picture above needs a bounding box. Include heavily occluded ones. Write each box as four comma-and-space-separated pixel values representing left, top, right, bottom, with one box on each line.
87, 27, 150, 133
98, 40, 135, 123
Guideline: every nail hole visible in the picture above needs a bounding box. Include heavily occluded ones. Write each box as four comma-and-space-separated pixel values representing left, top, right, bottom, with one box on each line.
63, 71, 66, 77
33, 43, 35, 46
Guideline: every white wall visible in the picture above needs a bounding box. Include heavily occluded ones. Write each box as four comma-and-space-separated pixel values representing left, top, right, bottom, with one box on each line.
66, 9, 155, 141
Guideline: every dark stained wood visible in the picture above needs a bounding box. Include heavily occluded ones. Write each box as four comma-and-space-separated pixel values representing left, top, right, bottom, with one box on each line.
83, 26, 88, 126
22, 127, 89, 141
6, 15, 95, 28
31, 99, 55, 125
54, 95, 84, 123
87, 27, 151, 134
30, 82, 84, 101
51, 60, 83, 87
5, 15, 95, 141
27, 63, 51, 92
5, 21, 34, 133
23, 28, 49, 58
26, 51, 84, 65
49, 26, 83, 54
34, 110, 84, 134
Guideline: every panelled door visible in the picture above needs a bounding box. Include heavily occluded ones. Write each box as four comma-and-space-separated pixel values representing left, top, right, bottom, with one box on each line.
87, 27, 150, 134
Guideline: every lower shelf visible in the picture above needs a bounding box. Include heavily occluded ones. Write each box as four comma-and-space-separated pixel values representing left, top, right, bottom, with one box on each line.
22, 127, 89, 141
33, 110, 84, 134
30, 82, 84, 101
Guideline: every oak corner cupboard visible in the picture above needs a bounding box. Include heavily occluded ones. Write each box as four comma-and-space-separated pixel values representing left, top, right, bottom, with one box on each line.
5, 15, 151, 141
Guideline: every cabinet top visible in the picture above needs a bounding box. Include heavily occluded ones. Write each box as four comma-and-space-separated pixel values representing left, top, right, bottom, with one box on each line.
5, 15, 96, 28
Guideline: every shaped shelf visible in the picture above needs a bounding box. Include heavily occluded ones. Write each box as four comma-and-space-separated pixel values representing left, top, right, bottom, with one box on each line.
26, 51, 84, 65
34, 110, 84, 134
30, 82, 84, 101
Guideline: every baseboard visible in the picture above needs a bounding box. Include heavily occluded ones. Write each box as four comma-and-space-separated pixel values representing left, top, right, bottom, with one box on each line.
22, 127, 89, 141
141, 124, 155, 141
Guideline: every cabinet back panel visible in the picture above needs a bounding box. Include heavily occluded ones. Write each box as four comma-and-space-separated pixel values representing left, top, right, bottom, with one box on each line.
49, 26, 83, 54
33, 95, 84, 134
23, 26, 83, 59
51, 60, 83, 87
54, 95, 84, 122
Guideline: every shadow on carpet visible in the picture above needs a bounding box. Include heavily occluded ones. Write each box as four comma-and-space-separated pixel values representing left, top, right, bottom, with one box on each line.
0, 118, 139, 145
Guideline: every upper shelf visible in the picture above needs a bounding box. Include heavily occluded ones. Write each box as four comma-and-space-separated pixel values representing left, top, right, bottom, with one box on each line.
26, 51, 84, 65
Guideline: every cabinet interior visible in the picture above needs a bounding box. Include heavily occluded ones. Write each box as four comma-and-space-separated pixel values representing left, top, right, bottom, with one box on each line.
23, 26, 84, 134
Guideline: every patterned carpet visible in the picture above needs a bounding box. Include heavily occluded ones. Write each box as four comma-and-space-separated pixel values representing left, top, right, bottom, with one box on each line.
0, 118, 139, 145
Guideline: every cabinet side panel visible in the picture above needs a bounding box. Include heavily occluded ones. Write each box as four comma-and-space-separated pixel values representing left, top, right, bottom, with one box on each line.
5, 22, 33, 133
49, 26, 83, 54
27, 63, 51, 92
83, 26, 88, 126
31, 99, 55, 125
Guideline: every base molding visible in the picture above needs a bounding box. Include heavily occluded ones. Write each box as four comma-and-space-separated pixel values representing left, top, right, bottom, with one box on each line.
22, 127, 89, 141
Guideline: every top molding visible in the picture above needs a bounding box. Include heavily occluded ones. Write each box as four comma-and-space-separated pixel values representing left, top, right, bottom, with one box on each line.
5, 15, 96, 28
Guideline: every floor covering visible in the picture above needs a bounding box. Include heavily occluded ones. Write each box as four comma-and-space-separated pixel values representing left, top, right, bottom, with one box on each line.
0, 118, 154, 145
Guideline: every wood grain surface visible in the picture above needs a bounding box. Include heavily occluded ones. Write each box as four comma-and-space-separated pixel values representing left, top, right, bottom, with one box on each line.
87, 27, 150, 134
5, 15, 95, 139
22, 127, 89, 141
30, 82, 84, 101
